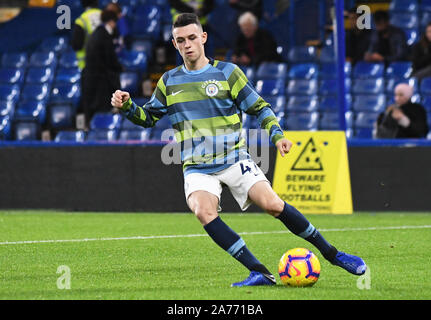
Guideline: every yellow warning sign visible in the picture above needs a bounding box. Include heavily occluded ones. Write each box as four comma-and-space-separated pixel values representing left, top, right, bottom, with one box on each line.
273, 131, 353, 214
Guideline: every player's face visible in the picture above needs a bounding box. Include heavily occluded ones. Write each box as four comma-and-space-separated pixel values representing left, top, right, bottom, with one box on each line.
172, 23, 207, 64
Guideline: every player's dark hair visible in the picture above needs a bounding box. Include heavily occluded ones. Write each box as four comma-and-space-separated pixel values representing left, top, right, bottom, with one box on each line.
101, 9, 118, 23
80, 0, 98, 8
172, 13, 202, 30
373, 10, 390, 24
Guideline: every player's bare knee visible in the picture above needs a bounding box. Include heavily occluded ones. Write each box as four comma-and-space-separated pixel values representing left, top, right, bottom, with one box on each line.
264, 197, 284, 216
193, 205, 218, 225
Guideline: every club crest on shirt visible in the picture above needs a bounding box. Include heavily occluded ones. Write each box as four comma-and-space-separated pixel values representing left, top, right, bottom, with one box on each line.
202, 79, 222, 97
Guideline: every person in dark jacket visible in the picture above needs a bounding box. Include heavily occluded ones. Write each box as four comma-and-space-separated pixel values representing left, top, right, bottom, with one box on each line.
376, 83, 429, 138
81, 9, 123, 127
71, 0, 101, 71
365, 10, 408, 65
411, 23, 431, 81
345, 7, 372, 65
231, 11, 281, 66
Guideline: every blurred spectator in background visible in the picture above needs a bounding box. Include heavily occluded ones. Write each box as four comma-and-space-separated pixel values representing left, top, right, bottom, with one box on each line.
376, 83, 429, 138
231, 11, 280, 66
229, 0, 262, 20
411, 22, 431, 81
105, 2, 131, 52
365, 10, 407, 65
169, 0, 214, 29
345, 6, 372, 65
81, 9, 123, 128
71, 0, 101, 71
105, 2, 132, 51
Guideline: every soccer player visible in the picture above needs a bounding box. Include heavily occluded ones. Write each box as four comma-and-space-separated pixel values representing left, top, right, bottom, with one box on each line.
111, 13, 367, 286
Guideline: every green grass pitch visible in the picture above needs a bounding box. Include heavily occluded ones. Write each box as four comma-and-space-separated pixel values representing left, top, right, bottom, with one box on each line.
0, 211, 430, 300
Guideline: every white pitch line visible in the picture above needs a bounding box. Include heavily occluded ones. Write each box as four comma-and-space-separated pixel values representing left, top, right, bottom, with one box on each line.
0, 225, 430, 246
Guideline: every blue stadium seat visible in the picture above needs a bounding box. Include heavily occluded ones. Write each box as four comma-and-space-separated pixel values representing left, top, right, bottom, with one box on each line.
54, 130, 86, 143
59, 51, 78, 68
286, 79, 318, 96
288, 63, 319, 80
131, 5, 162, 39
25, 67, 55, 84
346, 128, 354, 139
355, 112, 379, 128
276, 44, 290, 62
319, 46, 335, 63
56, 0, 83, 10
354, 128, 374, 139
118, 128, 151, 141
288, 46, 317, 63
256, 62, 288, 80
320, 111, 354, 130
353, 62, 385, 79
50, 83, 80, 105
1, 52, 27, 68
86, 130, 118, 142
421, 96, 431, 112
131, 39, 154, 59
29, 51, 57, 68
118, 50, 148, 72
389, 0, 418, 12
319, 79, 351, 96
390, 13, 419, 29
37, 36, 69, 54
0, 84, 20, 103
420, 11, 431, 29
13, 121, 40, 141
285, 112, 319, 130
386, 78, 417, 94
319, 62, 352, 80
55, 67, 80, 84
385, 62, 413, 79
319, 95, 353, 112
286, 95, 318, 112
122, 117, 147, 130
49, 103, 75, 128
120, 72, 139, 95
0, 100, 14, 118
263, 95, 286, 115
419, 77, 431, 95
255, 79, 285, 96
404, 28, 419, 46
15, 100, 47, 124
421, 0, 431, 11
0, 115, 12, 140
90, 113, 122, 131
0, 67, 25, 85
20, 83, 50, 101
352, 94, 386, 113
150, 128, 175, 142
352, 78, 385, 95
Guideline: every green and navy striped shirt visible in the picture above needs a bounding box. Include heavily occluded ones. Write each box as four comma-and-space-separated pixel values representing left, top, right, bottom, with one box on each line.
120, 59, 285, 176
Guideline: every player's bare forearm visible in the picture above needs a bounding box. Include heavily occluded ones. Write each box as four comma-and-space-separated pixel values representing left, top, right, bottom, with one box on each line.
275, 138, 293, 157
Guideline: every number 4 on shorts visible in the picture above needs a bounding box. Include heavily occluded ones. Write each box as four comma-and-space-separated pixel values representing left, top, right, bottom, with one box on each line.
240, 163, 252, 175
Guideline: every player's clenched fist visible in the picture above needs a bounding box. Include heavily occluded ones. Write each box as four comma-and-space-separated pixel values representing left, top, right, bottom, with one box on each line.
111, 90, 130, 108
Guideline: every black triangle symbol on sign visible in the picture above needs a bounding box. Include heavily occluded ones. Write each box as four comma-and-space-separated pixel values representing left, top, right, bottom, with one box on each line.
291, 137, 323, 171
